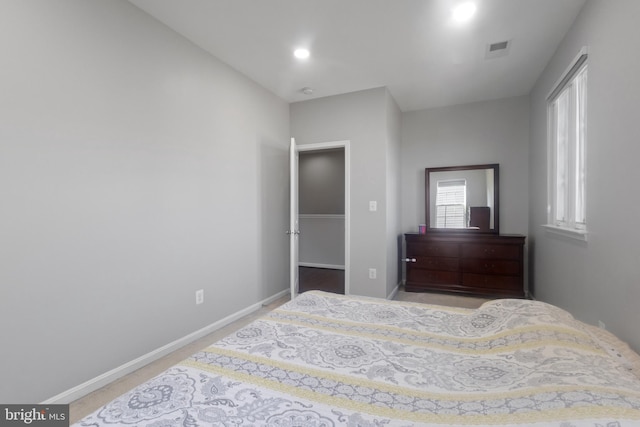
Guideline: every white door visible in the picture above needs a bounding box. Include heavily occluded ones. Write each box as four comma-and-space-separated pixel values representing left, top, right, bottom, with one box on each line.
289, 137, 299, 300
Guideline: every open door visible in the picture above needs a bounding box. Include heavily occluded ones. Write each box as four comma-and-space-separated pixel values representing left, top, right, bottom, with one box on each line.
289, 137, 299, 300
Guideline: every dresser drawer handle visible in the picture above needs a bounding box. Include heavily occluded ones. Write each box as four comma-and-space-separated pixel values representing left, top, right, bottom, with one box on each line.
403, 258, 417, 263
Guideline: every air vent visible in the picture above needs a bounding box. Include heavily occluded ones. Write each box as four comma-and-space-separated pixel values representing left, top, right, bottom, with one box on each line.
485, 40, 511, 59
489, 41, 509, 52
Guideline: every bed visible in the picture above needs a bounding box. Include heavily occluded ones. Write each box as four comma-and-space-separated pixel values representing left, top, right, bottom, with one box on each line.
74, 291, 640, 426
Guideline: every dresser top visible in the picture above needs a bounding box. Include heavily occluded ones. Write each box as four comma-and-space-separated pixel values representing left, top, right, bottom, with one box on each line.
405, 232, 525, 243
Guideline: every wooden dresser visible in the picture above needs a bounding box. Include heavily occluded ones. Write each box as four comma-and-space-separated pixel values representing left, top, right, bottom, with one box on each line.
404, 233, 525, 298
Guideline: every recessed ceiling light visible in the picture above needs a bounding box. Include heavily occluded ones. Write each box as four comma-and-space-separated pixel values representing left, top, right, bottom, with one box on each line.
452, 2, 477, 23
301, 87, 314, 95
294, 48, 310, 59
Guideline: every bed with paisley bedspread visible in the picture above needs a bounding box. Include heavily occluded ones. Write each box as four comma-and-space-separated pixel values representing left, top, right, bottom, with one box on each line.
74, 290, 640, 427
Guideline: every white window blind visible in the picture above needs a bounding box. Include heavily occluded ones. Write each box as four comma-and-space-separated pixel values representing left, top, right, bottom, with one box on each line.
574, 67, 587, 226
554, 89, 570, 224
436, 179, 466, 228
546, 48, 588, 239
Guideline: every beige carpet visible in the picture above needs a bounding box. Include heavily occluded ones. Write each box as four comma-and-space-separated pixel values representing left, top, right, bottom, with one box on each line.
394, 288, 491, 309
69, 289, 493, 424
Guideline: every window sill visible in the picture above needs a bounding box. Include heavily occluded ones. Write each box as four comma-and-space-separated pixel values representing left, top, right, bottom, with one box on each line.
542, 224, 588, 242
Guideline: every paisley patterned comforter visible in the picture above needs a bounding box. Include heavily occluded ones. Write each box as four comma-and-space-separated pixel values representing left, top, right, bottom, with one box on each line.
75, 291, 640, 426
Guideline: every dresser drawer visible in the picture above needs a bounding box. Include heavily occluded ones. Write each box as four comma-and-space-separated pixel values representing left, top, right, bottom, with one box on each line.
407, 269, 458, 285
461, 243, 520, 260
416, 256, 459, 271
461, 258, 520, 275
462, 273, 521, 290
404, 233, 525, 298
408, 242, 459, 257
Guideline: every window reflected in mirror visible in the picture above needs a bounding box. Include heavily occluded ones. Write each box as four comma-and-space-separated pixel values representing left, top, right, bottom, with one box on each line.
426, 164, 499, 234
435, 179, 466, 228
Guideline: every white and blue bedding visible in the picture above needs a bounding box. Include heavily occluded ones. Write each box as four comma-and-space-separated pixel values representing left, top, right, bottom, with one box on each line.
74, 291, 640, 426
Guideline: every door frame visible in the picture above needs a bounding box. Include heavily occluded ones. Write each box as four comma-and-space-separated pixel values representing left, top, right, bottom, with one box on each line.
289, 138, 299, 299
296, 140, 351, 295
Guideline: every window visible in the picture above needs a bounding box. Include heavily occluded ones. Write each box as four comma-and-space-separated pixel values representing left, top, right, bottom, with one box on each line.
546, 48, 588, 240
436, 179, 466, 228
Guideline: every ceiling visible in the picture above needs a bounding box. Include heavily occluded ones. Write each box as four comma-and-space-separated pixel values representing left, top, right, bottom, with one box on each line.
128, 0, 586, 112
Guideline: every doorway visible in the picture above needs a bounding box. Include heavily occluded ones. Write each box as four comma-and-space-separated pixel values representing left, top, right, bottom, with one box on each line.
299, 266, 345, 294
295, 141, 350, 295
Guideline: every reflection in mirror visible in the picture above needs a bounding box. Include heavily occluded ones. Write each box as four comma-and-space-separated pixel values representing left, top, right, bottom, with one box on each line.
425, 164, 499, 234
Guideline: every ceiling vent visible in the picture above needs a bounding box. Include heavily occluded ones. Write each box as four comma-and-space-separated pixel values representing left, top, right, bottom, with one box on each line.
485, 40, 511, 59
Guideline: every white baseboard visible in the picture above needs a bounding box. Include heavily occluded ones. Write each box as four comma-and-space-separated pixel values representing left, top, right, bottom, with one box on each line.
387, 282, 400, 300
298, 214, 345, 219
42, 288, 290, 404
298, 262, 345, 270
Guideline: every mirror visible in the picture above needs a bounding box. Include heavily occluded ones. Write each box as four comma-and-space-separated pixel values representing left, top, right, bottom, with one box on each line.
425, 164, 499, 234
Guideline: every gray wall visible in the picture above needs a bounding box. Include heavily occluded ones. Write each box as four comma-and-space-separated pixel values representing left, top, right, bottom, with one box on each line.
401, 96, 530, 236
0, 0, 289, 403
291, 88, 401, 298
299, 150, 345, 214
529, 0, 640, 351
298, 216, 345, 268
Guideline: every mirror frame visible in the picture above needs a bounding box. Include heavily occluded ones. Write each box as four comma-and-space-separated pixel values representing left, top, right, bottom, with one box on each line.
425, 163, 499, 234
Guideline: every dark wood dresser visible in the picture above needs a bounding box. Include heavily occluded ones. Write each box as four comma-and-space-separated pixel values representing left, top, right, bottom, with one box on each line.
404, 233, 526, 298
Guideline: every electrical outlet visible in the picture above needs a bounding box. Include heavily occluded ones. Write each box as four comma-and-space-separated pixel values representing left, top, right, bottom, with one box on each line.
369, 268, 377, 279
369, 201, 377, 212
196, 289, 204, 305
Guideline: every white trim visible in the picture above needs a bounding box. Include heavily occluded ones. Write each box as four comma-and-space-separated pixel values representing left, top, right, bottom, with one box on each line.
297, 140, 351, 296
546, 46, 589, 100
542, 224, 588, 242
290, 138, 299, 300
297, 140, 349, 152
299, 262, 345, 270
344, 143, 351, 295
387, 282, 400, 300
41, 288, 289, 404
299, 214, 345, 219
